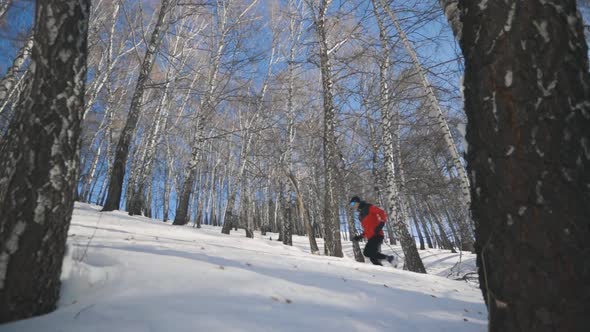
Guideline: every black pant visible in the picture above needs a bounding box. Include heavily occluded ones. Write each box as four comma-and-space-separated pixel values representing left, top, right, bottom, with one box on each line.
363, 236, 388, 265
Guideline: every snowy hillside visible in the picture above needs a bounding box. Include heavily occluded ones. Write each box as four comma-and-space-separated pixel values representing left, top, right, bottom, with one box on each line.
0, 203, 486, 332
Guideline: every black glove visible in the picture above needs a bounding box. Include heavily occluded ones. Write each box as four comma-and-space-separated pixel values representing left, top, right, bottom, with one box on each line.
352, 235, 363, 242
374, 222, 385, 234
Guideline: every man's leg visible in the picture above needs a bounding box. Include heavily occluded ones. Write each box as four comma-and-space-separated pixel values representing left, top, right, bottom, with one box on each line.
364, 237, 385, 265
369, 257, 383, 265
373, 236, 388, 260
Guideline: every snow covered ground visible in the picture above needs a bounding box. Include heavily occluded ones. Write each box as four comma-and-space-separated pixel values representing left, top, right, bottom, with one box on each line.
0, 203, 486, 332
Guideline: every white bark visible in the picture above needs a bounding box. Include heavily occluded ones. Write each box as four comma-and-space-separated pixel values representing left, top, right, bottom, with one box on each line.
0, 70, 26, 116
0, 0, 12, 20
373, 0, 425, 273
381, 0, 471, 209
0, 34, 34, 110
307, 0, 343, 257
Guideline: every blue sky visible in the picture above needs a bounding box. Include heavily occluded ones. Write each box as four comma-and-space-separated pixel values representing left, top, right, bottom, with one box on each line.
0, 0, 34, 73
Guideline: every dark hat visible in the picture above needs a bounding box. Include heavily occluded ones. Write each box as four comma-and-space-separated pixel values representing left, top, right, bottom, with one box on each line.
349, 196, 361, 203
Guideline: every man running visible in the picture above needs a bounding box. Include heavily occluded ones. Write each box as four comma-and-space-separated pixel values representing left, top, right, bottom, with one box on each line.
350, 196, 394, 266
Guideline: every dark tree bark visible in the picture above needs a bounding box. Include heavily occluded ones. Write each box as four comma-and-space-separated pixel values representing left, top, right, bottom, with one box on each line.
287, 172, 320, 254
410, 196, 433, 249
412, 217, 425, 251
443, 0, 590, 330
425, 199, 455, 252
422, 220, 434, 249
282, 196, 293, 245
102, 0, 173, 212
0, 0, 89, 322
220, 177, 237, 232
173, 153, 198, 226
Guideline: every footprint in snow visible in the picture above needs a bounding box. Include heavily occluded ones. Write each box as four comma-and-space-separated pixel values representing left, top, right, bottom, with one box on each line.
271, 296, 293, 304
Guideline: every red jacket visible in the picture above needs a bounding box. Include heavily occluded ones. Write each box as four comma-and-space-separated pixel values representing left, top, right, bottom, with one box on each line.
359, 203, 387, 239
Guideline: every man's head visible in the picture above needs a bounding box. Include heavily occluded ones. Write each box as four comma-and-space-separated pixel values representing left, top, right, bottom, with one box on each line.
349, 196, 361, 209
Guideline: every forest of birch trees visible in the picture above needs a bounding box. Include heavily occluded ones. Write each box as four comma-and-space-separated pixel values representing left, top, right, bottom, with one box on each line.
1, 0, 588, 329
1, 0, 473, 264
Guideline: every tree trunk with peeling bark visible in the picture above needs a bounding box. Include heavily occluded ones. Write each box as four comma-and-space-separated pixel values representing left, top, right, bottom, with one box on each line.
0, 0, 89, 322
442, 1, 590, 330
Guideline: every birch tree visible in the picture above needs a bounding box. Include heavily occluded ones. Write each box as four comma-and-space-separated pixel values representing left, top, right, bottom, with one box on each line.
127, 13, 199, 216
441, 0, 590, 330
380, 0, 473, 251
103, 0, 175, 211
174, 0, 247, 226
0, 0, 89, 322
0, 0, 11, 20
307, 0, 343, 257
0, 34, 33, 113
371, 0, 426, 273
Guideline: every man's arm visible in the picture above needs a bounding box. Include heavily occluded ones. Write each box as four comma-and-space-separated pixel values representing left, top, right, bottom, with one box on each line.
371, 206, 387, 234
375, 206, 387, 222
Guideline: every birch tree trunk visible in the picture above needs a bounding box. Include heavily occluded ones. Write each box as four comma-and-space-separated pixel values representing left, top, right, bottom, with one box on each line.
81, 134, 106, 202
82, 1, 127, 120
213, 170, 223, 226
174, 37, 226, 225
381, 0, 471, 212
0, 0, 11, 20
102, 0, 174, 212
162, 138, 174, 221
0, 34, 34, 111
287, 172, 320, 254
282, 70, 295, 246
175, 0, 259, 226
127, 85, 169, 216
276, 183, 284, 241
410, 196, 434, 249
440, 1, 590, 330
425, 199, 455, 252
221, 132, 248, 233
221, 48, 275, 233
412, 216, 425, 250
0, 69, 27, 117
381, 92, 426, 273
310, 0, 343, 257
367, 117, 396, 245
97, 130, 113, 206
345, 198, 365, 262
80, 44, 119, 202
0, 0, 89, 322
371, 0, 425, 273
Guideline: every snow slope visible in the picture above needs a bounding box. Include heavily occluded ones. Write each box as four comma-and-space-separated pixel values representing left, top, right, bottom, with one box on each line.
0, 203, 486, 332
